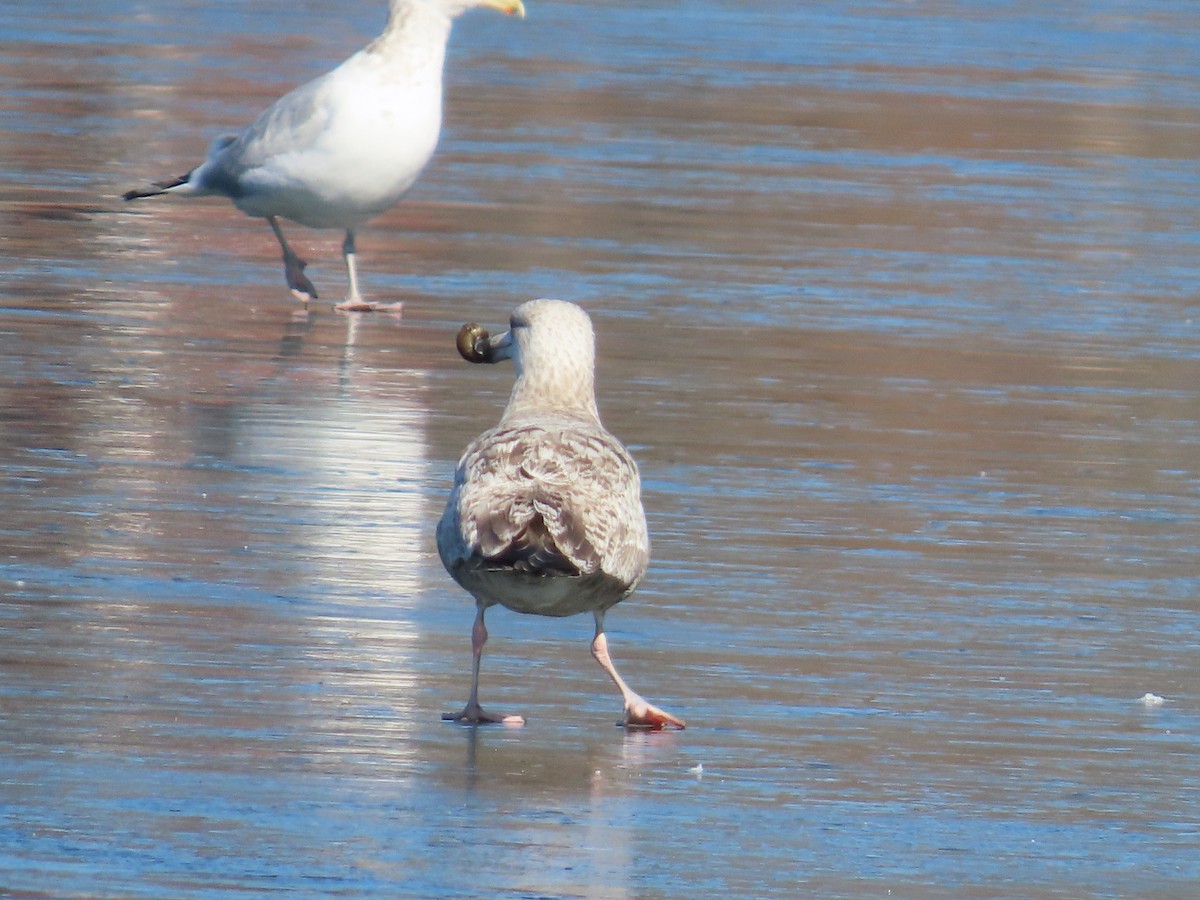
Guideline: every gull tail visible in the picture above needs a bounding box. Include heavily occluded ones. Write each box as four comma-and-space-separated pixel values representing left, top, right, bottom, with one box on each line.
122, 174, 190, 201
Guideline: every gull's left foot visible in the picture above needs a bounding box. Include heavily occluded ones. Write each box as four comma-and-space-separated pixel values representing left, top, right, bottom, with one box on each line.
622, 696, 686, 730
283, 254, 317, 304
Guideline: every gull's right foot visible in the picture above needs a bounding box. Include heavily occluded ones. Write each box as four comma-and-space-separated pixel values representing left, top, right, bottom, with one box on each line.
443, 702, 525, 726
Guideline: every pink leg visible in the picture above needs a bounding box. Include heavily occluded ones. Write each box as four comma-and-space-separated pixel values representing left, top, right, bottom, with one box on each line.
591, 612, 685, 730
443, 606, 524, 726
333, 230, 404, 313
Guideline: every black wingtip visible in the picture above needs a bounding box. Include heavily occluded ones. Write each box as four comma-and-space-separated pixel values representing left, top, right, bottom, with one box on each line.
122, 174, 189, 202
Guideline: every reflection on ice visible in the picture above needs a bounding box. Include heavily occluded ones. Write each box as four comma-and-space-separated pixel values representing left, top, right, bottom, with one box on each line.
1, 295, 438, 780
3, 0, 1200, 896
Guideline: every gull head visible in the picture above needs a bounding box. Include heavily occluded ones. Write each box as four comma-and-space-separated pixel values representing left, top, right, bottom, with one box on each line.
479, 0, 525, 16
437, 0, 525, 18
396, 0, 525, 24
455, 299, 600, 420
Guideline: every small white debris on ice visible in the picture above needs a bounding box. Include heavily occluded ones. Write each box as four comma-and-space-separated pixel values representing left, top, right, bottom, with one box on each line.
1138, 693, 1166, 707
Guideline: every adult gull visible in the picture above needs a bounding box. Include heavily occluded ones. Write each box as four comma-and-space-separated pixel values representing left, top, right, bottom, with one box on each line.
122, 0, 525, 311
437, 299, 686, 729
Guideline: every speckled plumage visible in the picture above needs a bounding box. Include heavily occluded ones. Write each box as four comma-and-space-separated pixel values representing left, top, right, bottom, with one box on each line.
437, 299, 684, 729
439, 414, 649, 616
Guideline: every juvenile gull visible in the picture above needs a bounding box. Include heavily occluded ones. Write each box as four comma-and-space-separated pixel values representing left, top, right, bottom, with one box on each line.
437, 299, 685, 729
122, 0, 525, 312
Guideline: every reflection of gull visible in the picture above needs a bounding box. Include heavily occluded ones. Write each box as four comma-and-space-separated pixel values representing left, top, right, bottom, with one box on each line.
238, 371, 433, 756
122, 0, 525, 312
233, 370, 432, 599
437, 299, 685, 729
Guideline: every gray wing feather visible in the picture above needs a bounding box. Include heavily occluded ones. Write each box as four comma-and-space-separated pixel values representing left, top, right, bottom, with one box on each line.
199, 75, 336, 192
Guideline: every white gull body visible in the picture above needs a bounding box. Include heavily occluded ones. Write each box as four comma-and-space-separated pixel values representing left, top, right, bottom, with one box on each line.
437, 299, 685, 728
123, 0, 524, 311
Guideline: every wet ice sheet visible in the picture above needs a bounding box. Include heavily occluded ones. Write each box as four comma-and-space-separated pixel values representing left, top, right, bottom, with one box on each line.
3, 0, 1200, 897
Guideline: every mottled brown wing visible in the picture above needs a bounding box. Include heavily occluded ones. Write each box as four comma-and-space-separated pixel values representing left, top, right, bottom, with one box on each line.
441, 420, 650, 590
